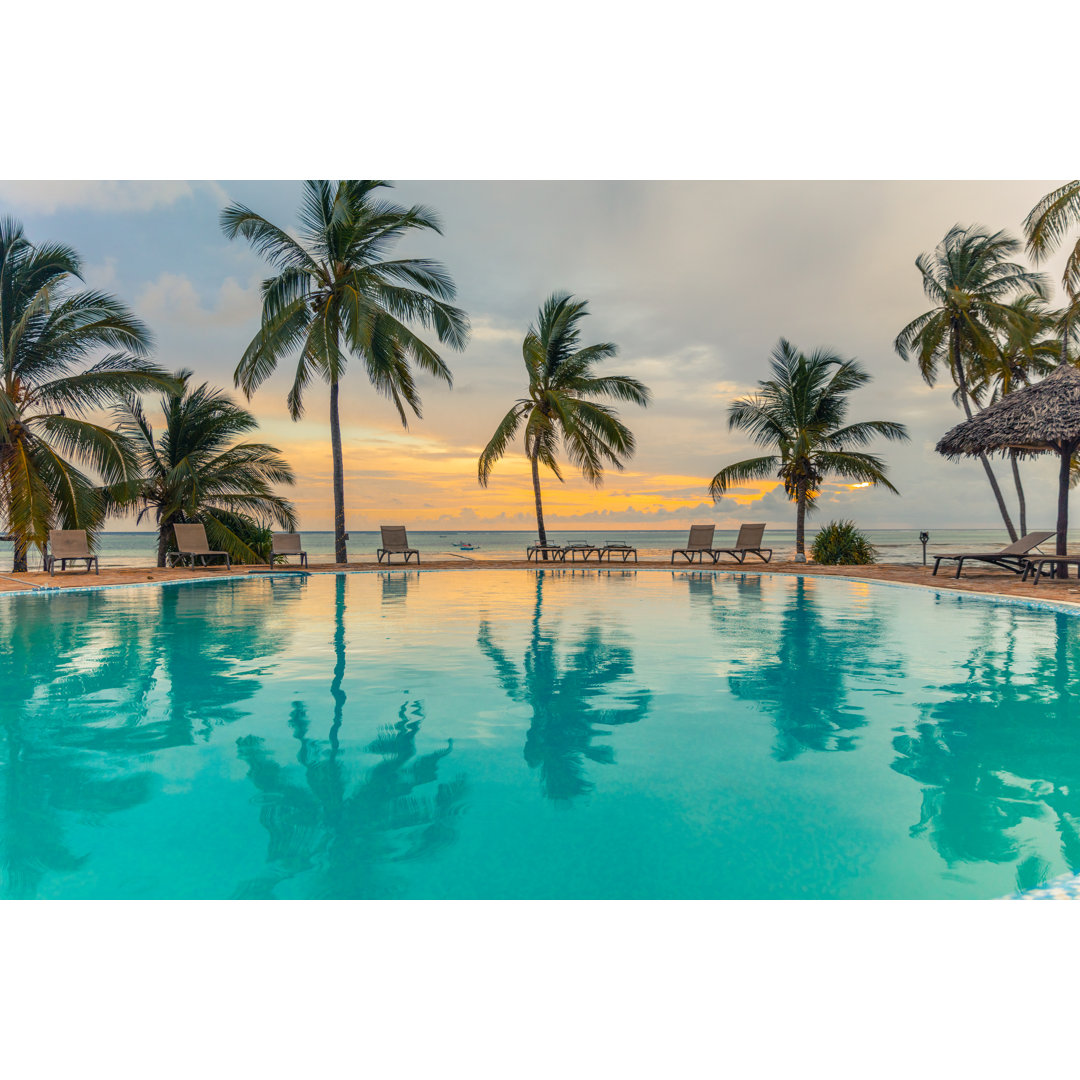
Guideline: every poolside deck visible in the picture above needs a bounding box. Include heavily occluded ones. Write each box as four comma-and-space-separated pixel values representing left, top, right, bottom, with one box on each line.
5, 557, 1080, 606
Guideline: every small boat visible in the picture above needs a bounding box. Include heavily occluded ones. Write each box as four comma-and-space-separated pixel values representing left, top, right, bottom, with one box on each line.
453, 541, 479, 551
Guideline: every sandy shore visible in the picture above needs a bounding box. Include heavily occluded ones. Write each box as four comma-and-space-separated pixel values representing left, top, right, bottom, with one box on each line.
4, 556, 1080, 605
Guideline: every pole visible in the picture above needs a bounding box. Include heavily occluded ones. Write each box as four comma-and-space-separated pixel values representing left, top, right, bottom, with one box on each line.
919, 531, 929, 567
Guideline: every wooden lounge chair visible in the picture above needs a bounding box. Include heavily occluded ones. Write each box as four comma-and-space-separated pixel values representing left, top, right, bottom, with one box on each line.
378, 525, 419, 564
598, 541, 638, 563
168, 523, 231, 569
712, 523, 772, 564
527, 541, 564, 561
932, 530, 1056, 579
671, 524, 720, 564
45, 529, 99, 576
271, 532, 308, 567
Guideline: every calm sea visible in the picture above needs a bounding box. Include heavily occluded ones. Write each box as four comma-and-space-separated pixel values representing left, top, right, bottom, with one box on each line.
5, 528, 1073, 570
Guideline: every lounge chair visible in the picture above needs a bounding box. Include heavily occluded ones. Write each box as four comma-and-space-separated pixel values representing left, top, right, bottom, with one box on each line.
271, 532, 308, 568
44, 529, 99, 576
932, 530, 1056, 579
671, 524, 720, 564
378, 525, 419, 564
167, 523, 231, 570
562, 542, 599, 562
712, 523, 772, 564
598, 541, 638, 563
527, 541, 564, 561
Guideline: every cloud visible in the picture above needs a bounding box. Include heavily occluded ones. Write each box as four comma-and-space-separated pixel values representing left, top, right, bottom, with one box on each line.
82, 257, 118, 290
0, 180, 229, 215
136, 271, 260, 328
468, 316, 523, 346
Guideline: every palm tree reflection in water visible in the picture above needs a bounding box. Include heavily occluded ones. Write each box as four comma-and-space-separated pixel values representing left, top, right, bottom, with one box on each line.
477, 572, 651, 802
234, 574, 464, 898
891, 608, 1080, 890
684, 573, 886, 760
0, 578, 303, 898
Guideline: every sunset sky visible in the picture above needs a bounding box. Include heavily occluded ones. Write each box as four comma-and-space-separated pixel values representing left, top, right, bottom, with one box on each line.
1, 179, 1072, 533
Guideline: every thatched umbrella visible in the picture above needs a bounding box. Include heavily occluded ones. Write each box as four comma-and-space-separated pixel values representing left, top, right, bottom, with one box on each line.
936, 363, 1080, 565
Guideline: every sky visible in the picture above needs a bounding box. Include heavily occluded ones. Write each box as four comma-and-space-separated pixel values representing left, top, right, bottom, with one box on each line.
1, 179, 1073, 534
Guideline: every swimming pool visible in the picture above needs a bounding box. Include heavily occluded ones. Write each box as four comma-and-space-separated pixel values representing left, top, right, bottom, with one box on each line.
3, 569, 1078, 899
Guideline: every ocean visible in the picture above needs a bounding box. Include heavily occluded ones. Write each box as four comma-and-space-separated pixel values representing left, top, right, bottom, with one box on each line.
5, 528, 1073, 570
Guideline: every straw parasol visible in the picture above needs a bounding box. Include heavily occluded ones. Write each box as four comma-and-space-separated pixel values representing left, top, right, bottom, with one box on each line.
936, 362, 1080, 563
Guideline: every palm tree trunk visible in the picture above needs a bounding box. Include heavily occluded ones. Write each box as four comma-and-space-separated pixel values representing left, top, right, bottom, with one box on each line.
530, 448, 549, 560
329, 378, 348, 565
157, 519, 172, 568
12, 536, 27, 573
952, 324, 1018, 542
1009, 451, 1027, 538
795, 483, 807, 562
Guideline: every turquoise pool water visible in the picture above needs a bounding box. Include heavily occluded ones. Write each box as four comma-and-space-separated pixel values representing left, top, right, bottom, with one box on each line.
3, 570, 1079, 899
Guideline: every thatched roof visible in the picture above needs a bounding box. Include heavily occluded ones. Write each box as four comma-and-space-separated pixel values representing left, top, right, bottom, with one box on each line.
936, 363, 1080, 459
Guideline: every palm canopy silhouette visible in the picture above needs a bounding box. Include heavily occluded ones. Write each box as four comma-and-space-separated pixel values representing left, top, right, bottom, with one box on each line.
221, 180, 469, 564
111, 370, 298, 566
1025, 180, 1080, 350
478, 293, 650, 551
895, 224, 1047, 541
709, 339, 907, 561
0, 217, 175, 570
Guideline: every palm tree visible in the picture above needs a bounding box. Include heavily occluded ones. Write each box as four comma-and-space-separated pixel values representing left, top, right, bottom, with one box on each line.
0, 218, 173, 571
220, 181, 469, 564
477, 293, 650, 553
111, 370, 298, 566
895, 224, 1047, 541
1024, 180, 1080, 360
709, 339, 908, 562
967, 295, 1061, 536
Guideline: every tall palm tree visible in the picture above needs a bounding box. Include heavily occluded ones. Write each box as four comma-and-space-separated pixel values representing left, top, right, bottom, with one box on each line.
220, 181, 469, 564
111, 370, 298, 566
895, 224, 1047, 541
967, 295, 1061, 536
477, 293, 650, 553
0, 218, 173, 571
709, 339, 908, 562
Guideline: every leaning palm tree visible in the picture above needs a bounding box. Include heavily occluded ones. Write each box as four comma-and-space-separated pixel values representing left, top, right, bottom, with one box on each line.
709, 339, 908, 562
0, 218, 173, 571
967, 294, 1060, 535
111, 371, 298, 566
477, 293, 650, 551
220, 181, 469, 564
895, 224, 1047, 541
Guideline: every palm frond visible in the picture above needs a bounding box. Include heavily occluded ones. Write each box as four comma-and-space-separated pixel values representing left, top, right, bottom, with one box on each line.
709, 456, 780, 500
478, 402, 529, 486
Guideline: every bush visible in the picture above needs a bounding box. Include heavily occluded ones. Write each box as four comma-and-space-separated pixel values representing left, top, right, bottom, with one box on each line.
810, 520, 877, 565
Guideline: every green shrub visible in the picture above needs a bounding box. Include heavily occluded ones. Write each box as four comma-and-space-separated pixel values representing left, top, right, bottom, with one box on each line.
810, 520, 878, 565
